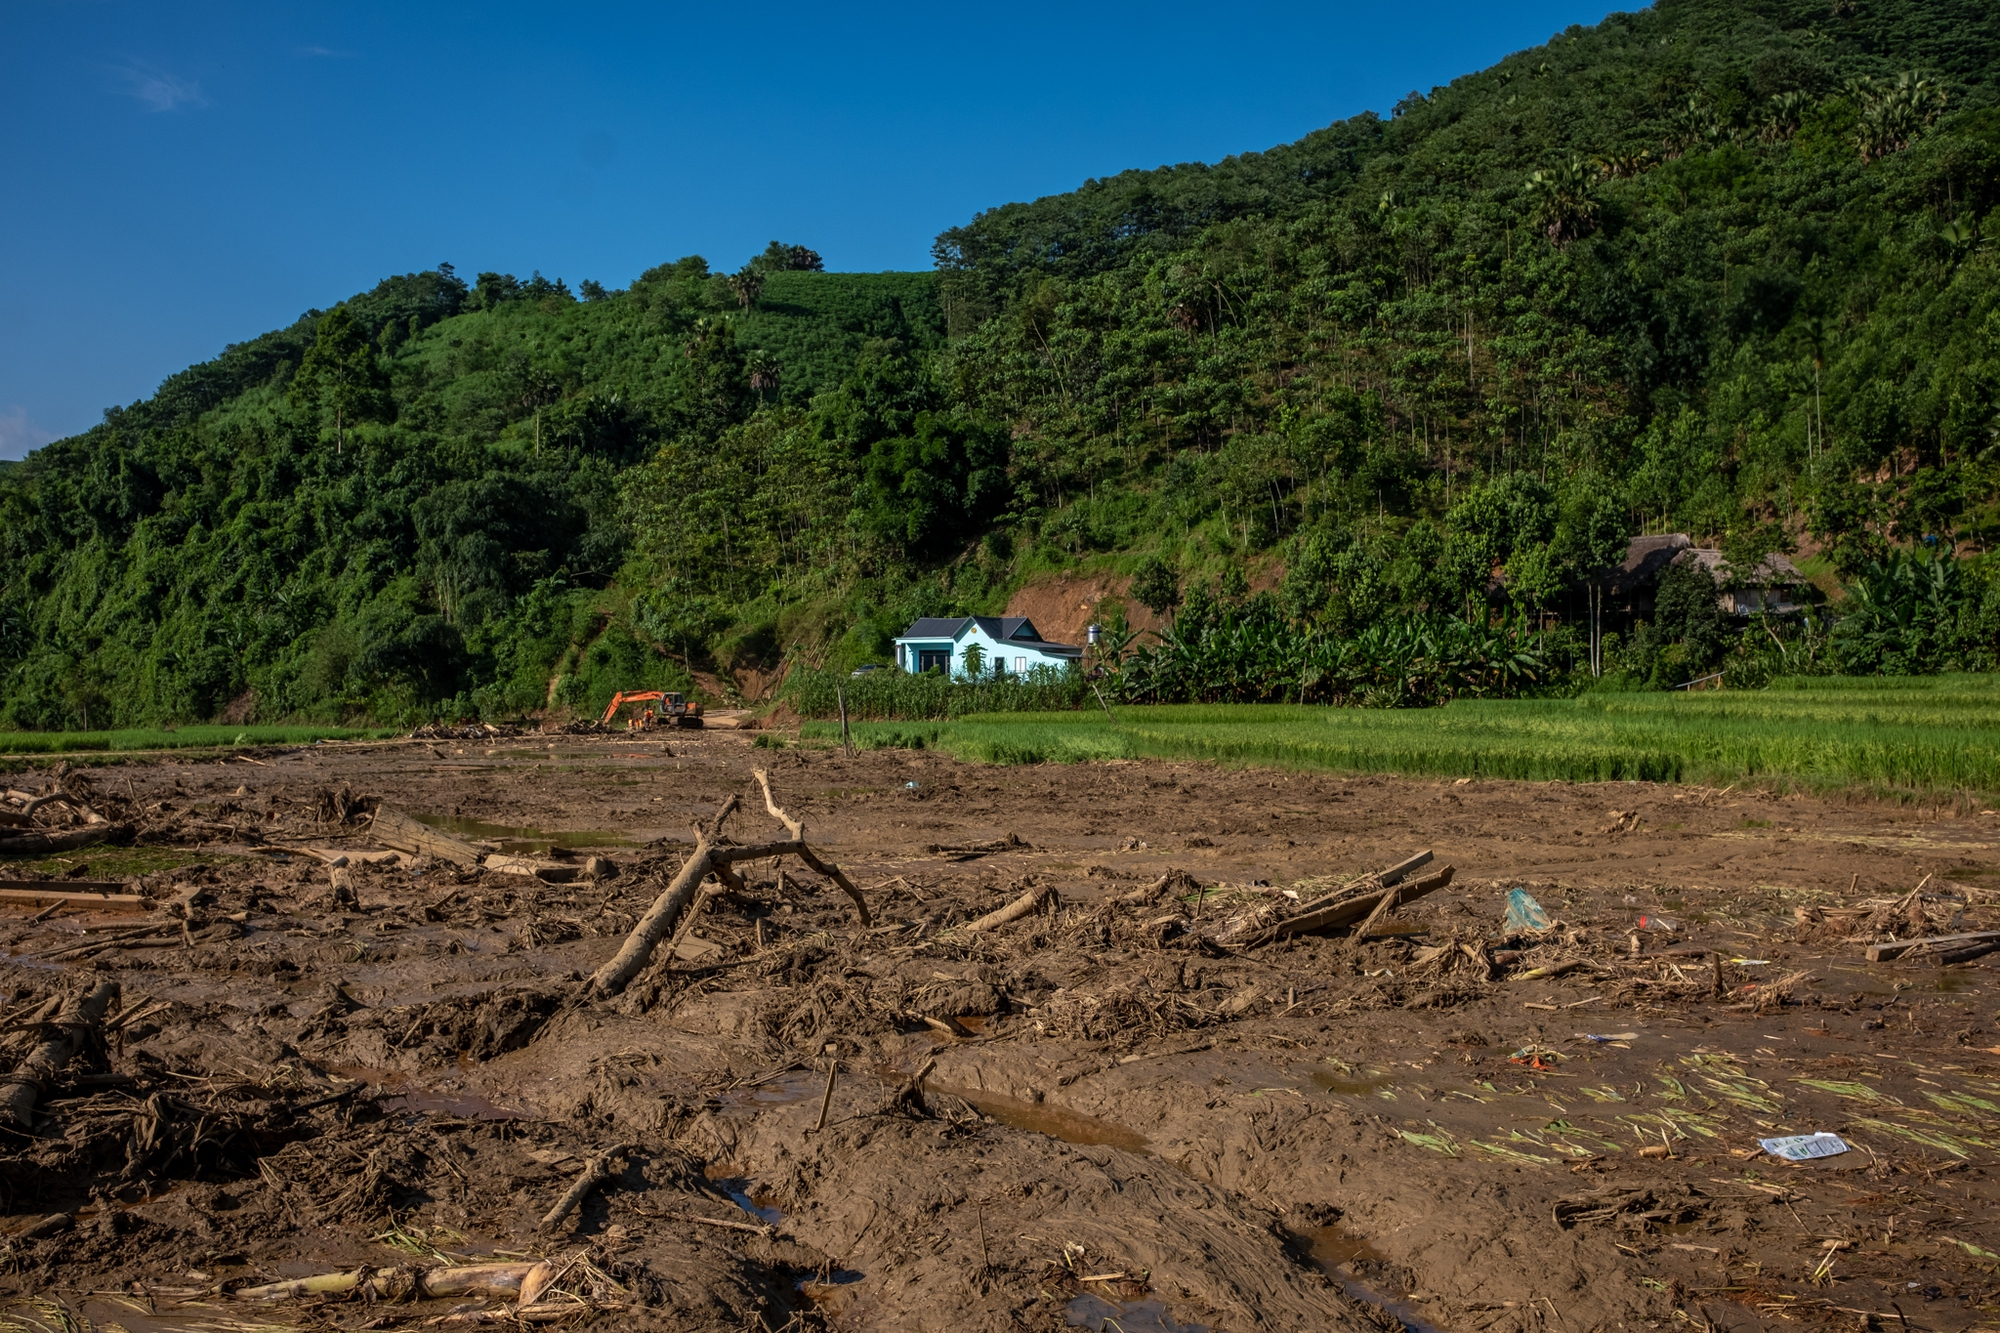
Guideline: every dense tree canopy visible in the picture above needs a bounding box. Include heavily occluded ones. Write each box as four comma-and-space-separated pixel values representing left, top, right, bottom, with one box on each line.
5, 0, 2000, 726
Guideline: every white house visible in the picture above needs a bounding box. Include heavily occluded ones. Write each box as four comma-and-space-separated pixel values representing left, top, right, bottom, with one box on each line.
893, 616, 1081, 678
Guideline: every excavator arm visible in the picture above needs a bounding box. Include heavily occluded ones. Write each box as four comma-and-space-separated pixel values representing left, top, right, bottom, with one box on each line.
601, 690, 666, 724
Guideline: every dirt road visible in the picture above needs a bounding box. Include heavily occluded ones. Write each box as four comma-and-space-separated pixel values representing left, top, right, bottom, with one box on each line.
1, 731, 1997, 1332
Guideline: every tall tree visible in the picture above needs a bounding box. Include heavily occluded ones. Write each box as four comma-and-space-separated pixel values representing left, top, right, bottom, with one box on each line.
291, 306, 390, 453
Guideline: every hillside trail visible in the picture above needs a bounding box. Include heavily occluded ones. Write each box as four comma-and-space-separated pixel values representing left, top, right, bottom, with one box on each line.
0, 731, 1996, 1331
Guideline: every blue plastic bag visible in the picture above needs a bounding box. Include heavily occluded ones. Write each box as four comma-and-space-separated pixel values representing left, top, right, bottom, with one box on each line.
1504, 888, 1553, 933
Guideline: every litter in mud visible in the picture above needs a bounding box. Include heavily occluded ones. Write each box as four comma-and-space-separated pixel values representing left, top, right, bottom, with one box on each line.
1759, 1132, 1852, 1161
1504, 887, 1553, 932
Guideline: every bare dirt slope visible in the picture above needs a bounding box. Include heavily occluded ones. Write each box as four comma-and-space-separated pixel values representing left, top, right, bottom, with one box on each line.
2, 732, 1998, 1332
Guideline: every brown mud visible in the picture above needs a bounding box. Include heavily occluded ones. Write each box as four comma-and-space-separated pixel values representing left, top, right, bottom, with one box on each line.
1, 734, 1999, 1330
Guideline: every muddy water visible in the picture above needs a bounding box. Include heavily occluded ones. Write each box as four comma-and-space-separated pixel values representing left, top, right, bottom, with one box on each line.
409, 812, 633, 854
329, 1063, 526, 1119
1068, 1291, 1211, 1331
1304, 1224, 1452, 1333
941, 1085, 1152, 1153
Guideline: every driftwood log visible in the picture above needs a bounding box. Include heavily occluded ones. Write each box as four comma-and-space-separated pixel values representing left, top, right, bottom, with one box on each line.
1866, 929, 2000, 963
540, 1143, 635, 1232
587, 781, 874, 999
1242, 864, 1455, 947
235, 1260, 550, 1303
961, 883, 1057, 934
0, 826, 130, 855
0, 979, 119, 1128
587, 807, 733, 998
368, 806, 484, 866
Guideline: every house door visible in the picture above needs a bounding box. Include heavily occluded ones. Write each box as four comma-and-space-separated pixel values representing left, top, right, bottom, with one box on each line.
917, 650, 952, 673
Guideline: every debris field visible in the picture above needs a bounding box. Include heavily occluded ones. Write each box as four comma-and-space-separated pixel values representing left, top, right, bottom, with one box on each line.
2, 732, 1999, 1332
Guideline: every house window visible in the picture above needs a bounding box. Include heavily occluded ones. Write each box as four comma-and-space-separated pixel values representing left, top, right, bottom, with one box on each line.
917, 649, 951, 674
1014, 657, 1026, 675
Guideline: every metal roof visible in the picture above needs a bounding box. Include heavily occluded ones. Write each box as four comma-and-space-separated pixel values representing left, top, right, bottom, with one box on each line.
895, 616, 1079, 654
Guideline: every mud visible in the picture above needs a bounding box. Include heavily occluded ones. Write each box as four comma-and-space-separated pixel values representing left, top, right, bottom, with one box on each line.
2, 734, 1999, 1330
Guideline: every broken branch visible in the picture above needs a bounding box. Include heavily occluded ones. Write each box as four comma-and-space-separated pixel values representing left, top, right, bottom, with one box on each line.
753, 767, 804, 840
961, 883, 1057, 935
1, 979, 119, 1129
539, 1143, 636, 1233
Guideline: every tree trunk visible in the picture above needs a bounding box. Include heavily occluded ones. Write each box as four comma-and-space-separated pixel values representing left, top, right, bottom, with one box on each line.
2, 980, 118, 1128
585, 837, 716, 998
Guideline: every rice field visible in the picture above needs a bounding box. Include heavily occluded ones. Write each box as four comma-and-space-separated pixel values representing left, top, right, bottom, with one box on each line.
0, 724, 396, 756
799, 675, 2000, 793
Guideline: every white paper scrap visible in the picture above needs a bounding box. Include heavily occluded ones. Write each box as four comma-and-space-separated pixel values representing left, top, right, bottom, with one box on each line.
1759, 1132, 1849, 1161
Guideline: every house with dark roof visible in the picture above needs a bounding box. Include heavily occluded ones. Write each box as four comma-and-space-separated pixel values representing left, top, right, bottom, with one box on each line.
1600, 534, 1809, 621
893, 617, 1081, 678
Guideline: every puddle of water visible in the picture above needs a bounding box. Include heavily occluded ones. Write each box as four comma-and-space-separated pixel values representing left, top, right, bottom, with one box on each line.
328, 1065, 524, 1120
700, 1148, 794, 1233
718, 1069, 821, 1109
409, 813, 632, 854
939, 1086, 1151, 1154
703, 1169, 785, 1225
1311, 1070, 1399, 1096
1306, 1222, 1388, 1268
1303, 1224, 1450, 1333
1068, 1293, 1209, 1331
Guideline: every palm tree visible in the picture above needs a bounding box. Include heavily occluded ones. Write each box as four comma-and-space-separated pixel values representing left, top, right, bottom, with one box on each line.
1526, 160, 1599, 246
728, 268, 766, 310
746, 351, 781, 404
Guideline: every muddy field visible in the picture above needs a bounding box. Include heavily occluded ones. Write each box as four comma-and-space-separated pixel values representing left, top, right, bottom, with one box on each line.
3, 730, 2000, 1333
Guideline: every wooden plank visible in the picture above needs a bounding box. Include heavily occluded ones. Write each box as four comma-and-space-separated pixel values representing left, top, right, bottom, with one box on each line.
1866, 929, 2000, 963
1251, 866, 1456, 945
1377, 850, 1434, 888
1935, 939, 2000, 966
0, 888, 147, 911
367, 806, 484, 867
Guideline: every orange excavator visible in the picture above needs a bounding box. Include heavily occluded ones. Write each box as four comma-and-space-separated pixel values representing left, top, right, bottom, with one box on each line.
600, 690, 705, 730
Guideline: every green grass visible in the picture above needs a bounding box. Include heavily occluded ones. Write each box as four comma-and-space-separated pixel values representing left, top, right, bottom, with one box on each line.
0, 724, 396, 756
800, 675, 2000, 793
0, 847, 245, 877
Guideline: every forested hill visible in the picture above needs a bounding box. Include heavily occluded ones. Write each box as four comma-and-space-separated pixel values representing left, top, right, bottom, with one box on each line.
5, 0, 2000, 728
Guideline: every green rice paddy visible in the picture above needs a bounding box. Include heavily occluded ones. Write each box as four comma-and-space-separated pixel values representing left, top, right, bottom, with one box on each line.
0, 724, 396, 757
800, 675, 2000, 794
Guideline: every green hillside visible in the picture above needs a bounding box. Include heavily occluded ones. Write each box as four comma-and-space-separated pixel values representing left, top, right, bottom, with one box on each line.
4, 0, 2000, 728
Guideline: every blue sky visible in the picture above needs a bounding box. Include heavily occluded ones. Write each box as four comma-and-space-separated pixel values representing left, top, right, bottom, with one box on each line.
0, 0, 1625, 458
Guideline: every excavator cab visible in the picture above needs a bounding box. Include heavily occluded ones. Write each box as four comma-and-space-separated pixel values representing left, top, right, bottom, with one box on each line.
601, 690, 705, 730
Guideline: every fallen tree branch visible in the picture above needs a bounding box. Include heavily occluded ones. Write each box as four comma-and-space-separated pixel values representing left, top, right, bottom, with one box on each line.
753, 768, 804, 840
750, 770, 871, 926
0, 825, 130, 855
585, 797, 737, 998
1867, 929, 2000, 963
793, 844, 873, 927
685, 1213, 774, 1236
961, 883, 1057, 935
540, 1143, 636, 1232
1, 979, 118, 1129
233, 1260, 547, 1303
1243, 866, 1455, 946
